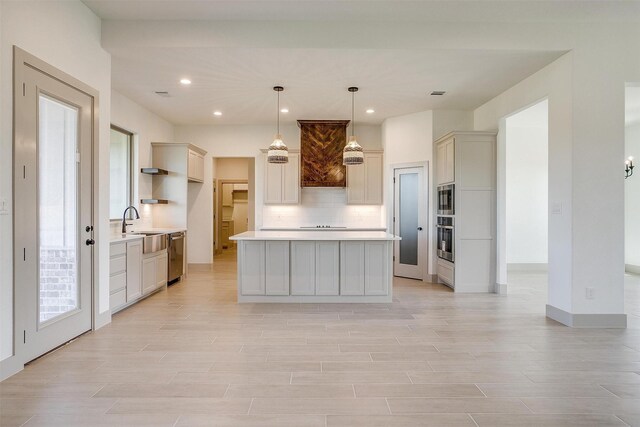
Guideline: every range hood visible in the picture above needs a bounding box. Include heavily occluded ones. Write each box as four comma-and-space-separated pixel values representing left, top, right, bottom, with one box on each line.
298, 120, 349, 187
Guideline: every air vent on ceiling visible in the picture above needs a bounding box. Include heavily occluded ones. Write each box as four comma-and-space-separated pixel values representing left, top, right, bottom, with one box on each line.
430, 91, 446, 96
155, 91, 171, 97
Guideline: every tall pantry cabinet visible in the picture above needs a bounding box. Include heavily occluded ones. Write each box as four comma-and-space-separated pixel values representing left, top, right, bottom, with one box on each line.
434, 131, 497, 293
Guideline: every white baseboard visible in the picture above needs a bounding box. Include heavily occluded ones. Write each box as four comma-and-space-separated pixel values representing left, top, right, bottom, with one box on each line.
507, 263, 548, 272
546, 304, 627, 328
0, 355, 23, 382
625, 264, 640, 275
424, 274, 438, 283
494, 282, 508, 295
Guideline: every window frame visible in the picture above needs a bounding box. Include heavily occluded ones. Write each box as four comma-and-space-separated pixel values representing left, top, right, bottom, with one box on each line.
109, 124, 135, 221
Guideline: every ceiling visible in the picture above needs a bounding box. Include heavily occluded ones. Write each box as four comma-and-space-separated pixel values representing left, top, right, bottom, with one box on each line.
84, 1, 640, 23
109, 46, 564, 125
86, 0, 633, 126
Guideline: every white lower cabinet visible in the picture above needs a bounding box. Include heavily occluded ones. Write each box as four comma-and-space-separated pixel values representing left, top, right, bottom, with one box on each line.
291, 242, 316, 295
142, 250, 169, 295
265, 241, 290, 295
364, 241, 389, 295
237, 239, 391, 301
316, 241, 340, 295
340, 242, 365, 295
126, 240, 142, 302
110, 238, 168, 314
240, 241, 266, 295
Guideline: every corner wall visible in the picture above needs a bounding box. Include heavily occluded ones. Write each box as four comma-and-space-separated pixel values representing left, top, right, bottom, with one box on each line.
0, 0, 111, 372
626, 120, 640, 269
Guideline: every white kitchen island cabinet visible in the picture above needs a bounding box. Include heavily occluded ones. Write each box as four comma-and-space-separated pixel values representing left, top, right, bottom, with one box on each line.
231, 231, 399, 303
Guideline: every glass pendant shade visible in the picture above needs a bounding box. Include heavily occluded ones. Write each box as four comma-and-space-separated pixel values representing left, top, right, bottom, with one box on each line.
267, 133, 288, 164
343, 135, 364, 165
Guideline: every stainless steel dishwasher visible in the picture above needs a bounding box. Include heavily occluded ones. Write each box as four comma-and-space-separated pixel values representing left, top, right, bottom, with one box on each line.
168, 231, 185, 284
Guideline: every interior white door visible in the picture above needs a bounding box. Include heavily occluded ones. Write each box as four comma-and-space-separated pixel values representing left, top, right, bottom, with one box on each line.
14, 51, 94, 362
393, 167, 426, 280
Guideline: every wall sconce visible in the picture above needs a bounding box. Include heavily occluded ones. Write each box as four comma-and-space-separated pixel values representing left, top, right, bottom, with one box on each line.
626, 156, 634, 179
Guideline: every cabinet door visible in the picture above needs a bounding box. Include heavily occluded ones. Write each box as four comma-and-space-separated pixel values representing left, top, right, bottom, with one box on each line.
445, 139, 455, 184
240, 241, 266, 295
316, 241, 340, 295
282, 153, 300, 204
436, 143, 447, 185
346, 162, 365, 204
222, 184, 234, 206
364, 153, 383, 204
126, 240, 142, 302
291, 241, 315, 295
188, 150, 205, 182
265, 241, 290, 295
142, 256, 156, 295
340, 241, 365, 295
364, 241, 389, 295
264, 161, 282, 204
156, 252, 168, 288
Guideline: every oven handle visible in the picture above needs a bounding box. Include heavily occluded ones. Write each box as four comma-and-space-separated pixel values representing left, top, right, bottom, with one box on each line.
436, 225, 454, 229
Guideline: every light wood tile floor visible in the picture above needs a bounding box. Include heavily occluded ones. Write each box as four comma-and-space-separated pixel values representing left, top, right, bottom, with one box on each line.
1, 250, 640, 426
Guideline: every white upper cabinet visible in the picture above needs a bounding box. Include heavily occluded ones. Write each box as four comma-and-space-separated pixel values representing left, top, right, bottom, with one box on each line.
347, 151, 383, 205
264, 151, 300, 204
436, 137, 455, 185
187, 149, 205, 183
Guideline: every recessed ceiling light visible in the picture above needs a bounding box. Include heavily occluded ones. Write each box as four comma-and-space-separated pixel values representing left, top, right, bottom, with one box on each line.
430, 91, 446, 96
180, 78, 192, 85
280, 108, 289, 113
366, 109, 375, 114
213, 111, 222, 116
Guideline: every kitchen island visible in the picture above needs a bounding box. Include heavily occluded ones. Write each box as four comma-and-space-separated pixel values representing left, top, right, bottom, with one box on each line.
230, 231, 400, 303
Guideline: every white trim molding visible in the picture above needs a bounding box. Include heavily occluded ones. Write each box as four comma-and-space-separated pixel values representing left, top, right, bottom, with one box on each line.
625, 264, 640, 275
546, 304, 627, 328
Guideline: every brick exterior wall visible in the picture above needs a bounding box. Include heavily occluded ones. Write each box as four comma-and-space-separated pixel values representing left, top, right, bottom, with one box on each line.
39, 247, 77, 322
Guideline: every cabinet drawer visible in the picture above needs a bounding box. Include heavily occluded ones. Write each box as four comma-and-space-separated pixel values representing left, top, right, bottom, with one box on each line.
109, 254, 127, 275
110, 288, 126, 311
110, 242, 126, 257
437, 260, 454, 287
109, 271, 127, 294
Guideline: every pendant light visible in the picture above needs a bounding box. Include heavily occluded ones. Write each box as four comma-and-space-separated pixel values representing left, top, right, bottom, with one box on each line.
267, 86, 288, 164
343, 86, 364, 165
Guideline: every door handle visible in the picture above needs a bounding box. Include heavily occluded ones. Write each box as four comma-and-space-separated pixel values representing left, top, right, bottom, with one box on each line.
85, 239, 95, 246
417, 227, 423, 231
85, 225, 93, 232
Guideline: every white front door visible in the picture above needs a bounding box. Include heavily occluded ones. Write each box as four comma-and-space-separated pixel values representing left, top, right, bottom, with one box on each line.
14, 49, 94, 362
393, 167, 426, 280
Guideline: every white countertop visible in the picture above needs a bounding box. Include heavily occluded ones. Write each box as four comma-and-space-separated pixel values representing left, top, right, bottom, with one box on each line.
110, 234, 144, 243
260, 227, 388, 232
230, 231, 400, 241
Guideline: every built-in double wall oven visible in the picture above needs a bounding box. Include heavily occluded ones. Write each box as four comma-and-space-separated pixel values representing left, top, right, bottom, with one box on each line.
436, 216, 454, 262
437, 184, 455, 215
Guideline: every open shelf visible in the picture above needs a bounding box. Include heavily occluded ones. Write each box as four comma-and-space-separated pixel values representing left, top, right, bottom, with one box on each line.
140, 198, 168, 205
141, 167, 169, 175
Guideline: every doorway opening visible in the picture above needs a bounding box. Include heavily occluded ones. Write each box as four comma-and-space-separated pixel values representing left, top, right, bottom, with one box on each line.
13, 48, 99, 364
625, 85, 640, 317
392, 164, 428, 281
502, 99, 549, 301
212, 158, 255, 260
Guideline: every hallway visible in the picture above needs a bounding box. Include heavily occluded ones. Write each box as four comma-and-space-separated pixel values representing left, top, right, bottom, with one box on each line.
1, 252, 640, 426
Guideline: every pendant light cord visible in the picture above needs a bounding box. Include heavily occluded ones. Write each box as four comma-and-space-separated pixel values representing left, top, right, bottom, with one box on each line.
351, 90, 355, 137
277, 90, 280, 135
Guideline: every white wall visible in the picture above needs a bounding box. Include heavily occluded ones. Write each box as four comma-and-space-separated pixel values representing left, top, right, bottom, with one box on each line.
110, 90, 175, 234
382, 111, 433, 276
626, 120, 640, 268
0, 1, 111, 368
175, 123, 382, 264
505, 100, 548, 265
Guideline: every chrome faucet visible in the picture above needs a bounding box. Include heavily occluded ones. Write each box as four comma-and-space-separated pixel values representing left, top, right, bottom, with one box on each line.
121, 206, 140, 234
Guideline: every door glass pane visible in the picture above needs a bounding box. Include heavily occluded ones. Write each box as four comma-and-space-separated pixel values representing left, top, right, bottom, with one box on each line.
399, 172, 419, 265
39, 94, 79, 323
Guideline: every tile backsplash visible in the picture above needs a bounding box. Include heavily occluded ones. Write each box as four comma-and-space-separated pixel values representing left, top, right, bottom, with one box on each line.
262, 188, 384, 229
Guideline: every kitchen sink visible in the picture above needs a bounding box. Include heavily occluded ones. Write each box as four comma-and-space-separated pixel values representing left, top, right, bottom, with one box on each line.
127, 232, 168, 254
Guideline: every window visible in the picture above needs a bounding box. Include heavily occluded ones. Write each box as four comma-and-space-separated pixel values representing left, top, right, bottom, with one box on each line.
109, 126, 133, 219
